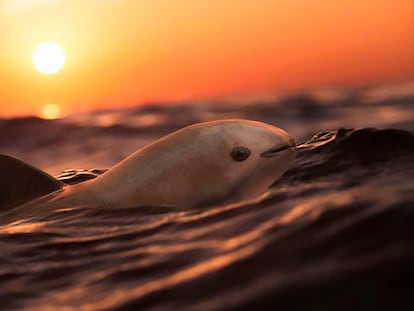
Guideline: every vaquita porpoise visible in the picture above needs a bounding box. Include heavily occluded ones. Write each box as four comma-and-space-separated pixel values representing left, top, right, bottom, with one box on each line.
0, 120, 296, 222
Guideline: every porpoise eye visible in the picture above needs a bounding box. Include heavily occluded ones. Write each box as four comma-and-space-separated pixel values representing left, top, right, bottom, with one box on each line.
231, 147, 251, 161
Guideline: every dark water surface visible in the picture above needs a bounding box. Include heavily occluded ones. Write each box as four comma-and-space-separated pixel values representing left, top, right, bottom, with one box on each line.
1, 93, 414, 310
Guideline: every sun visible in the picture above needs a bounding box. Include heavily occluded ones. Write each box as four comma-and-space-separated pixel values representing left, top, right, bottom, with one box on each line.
32, 41, 66, 74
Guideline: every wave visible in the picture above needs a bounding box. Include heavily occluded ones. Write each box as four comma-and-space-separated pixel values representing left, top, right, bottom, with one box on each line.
1, 127, 412, 310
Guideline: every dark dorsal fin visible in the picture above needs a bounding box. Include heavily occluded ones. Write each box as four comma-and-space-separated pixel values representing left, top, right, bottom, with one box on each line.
0, 154, 62, 211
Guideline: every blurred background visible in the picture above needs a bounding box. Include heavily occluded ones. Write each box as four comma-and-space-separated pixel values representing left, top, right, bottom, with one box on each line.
0, 0, 413, 173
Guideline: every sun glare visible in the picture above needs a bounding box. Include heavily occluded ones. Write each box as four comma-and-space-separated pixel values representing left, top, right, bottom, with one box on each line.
41, 104, 61, 119
32, 41, 66, 74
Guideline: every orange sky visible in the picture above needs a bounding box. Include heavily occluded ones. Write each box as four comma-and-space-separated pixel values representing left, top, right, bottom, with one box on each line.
0, 0, 413, 117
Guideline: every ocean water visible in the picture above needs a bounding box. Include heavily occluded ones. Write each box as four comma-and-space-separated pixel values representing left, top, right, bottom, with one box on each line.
0, 90, 413, 310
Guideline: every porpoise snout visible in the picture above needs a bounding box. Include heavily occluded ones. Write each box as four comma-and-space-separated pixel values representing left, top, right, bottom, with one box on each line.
287, 136, 297, 155
260, 134, 297, 158
268, 125, 296, 150
287, 136, 296, 148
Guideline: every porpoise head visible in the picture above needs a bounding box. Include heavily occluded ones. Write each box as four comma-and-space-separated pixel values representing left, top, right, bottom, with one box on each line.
68, 119, 297, 209
184, 120, 297, 207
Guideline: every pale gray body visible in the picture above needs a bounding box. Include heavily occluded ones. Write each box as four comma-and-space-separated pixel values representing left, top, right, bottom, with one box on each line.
0, 120, 296, 222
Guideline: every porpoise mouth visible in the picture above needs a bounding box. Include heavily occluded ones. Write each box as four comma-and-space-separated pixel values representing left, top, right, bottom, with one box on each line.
260, 138, 296, 158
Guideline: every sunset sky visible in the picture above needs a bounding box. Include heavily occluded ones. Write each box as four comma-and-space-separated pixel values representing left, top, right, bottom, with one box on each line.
0, 0, 413, 117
